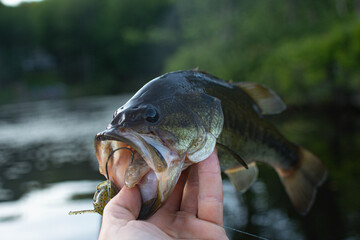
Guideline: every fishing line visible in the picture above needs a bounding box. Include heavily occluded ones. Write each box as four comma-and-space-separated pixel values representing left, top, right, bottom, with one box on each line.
105, 146, 135, 180
165, 212, 269, 240
223, 226, 269, 240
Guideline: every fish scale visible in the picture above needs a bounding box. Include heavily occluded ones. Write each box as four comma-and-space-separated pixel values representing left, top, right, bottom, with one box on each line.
70, 70, 327, 218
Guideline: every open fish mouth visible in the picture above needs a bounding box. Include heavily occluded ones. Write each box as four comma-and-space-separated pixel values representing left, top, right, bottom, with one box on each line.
94, 127, 178, 219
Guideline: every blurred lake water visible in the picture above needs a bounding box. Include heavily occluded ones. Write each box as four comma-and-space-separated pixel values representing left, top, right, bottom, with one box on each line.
0, 95, 359, 240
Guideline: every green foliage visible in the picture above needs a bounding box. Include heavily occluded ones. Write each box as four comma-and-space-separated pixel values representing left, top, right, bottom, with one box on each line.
165, 0, 360, 105
0, 0, 176, 102
253, 22, 360, 104
0, 0, 359, 105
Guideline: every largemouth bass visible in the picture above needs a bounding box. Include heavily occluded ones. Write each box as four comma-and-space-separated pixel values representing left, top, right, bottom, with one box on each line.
70, 70, 327, 218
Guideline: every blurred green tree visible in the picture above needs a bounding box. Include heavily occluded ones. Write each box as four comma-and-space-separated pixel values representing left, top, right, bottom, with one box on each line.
0, 0, 359, 105
165, 0, 360, 106
0, 0, 176, 101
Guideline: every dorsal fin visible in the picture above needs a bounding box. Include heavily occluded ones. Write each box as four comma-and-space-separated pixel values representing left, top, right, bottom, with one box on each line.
225, 162, 258, 193
234, 82, 286, 114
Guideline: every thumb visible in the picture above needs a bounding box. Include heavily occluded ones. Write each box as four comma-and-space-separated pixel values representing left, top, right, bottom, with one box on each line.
103, 185, 142, 222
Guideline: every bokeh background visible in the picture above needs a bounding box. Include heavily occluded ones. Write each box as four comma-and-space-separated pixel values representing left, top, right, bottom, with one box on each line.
0, 0, 359, 239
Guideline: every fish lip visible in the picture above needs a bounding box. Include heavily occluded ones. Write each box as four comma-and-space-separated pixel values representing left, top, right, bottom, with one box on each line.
138, 197, 162, 220
95, 127, 167, 172
95, 128, 136, 147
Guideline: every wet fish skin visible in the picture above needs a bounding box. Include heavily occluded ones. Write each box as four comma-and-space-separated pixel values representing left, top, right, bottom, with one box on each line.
101, 73, 224, 218
168, 71, 326, 214
123, 70, 298, 170
94, 70, 326, 218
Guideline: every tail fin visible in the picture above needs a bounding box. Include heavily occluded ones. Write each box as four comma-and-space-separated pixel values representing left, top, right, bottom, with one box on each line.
276, 147, 327, 215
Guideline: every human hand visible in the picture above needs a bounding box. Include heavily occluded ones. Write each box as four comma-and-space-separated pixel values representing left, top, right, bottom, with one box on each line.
98, 149, 228, 240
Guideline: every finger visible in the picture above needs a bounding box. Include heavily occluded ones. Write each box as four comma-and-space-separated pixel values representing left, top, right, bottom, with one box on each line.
197, 149, 223, 226
155, 169, 188, 215
149, 169, 188, 227
103, 186, 141, 224
180, 164, 199, 214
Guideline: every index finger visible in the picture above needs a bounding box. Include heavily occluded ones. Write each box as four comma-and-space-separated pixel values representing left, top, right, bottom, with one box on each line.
197, 149, 223, 226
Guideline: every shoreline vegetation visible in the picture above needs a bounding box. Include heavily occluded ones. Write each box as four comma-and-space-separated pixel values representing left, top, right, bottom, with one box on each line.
1, 0, 359, 107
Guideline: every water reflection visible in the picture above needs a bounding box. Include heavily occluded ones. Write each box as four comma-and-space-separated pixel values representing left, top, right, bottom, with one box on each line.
0, 96, 359, 239
0, 181, 101, 240
0, 96, 131, 240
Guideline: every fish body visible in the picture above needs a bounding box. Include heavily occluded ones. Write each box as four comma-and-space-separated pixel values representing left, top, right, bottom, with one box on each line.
92, 70, 326, 219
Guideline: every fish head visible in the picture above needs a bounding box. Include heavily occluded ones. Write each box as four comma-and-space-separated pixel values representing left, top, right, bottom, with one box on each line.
94, 75, 224, 219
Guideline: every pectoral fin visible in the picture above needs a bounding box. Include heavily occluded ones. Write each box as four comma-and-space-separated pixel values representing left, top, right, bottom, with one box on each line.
217, 142, 248, 169
234, 82, 286, 115
225, 162, 258, 193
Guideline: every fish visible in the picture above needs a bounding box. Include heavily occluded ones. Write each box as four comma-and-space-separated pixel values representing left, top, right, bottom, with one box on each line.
72, 70, 327, 219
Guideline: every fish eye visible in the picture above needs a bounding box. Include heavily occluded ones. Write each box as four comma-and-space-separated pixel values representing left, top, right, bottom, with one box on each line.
144, 107, 159, 123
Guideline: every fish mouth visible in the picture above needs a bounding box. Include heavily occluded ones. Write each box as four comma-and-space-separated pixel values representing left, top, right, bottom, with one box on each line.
95, 127, 183, 219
